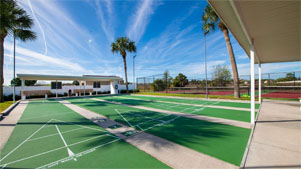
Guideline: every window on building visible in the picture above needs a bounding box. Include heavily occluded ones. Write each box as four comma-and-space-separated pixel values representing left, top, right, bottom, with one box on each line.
93, 82, 101, 88
51, 82, 62, 89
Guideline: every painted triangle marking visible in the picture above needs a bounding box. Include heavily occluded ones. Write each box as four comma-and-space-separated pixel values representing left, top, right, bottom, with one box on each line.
67, 148, 77, 161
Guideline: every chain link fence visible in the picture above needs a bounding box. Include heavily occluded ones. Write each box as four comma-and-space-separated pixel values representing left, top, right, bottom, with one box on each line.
136, 71, 301, 99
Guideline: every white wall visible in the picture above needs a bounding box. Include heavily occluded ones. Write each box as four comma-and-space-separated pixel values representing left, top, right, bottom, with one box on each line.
3, 84, 136, 96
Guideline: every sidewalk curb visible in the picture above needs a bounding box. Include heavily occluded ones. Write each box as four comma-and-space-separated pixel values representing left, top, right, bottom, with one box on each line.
0, 101, 21, 121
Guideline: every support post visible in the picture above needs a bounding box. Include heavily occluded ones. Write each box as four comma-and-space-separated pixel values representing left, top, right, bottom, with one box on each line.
55, 80, 58, 98
83, 81, 86, 97
110, 81, 118, 94
21, 78, 25, 100
250, 44, 255, 124
258, 63, 262, 103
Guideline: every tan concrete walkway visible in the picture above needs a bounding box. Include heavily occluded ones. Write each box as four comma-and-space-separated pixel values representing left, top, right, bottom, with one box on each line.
0, 101, 28, 151
133, 94, 252, 103
117, 96, 252, 111
244, 100, 301, 168
59, 99, 238, 169
91, 98, 252, 129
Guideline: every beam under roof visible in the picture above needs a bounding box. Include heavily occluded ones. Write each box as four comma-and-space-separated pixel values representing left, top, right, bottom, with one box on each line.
17, 74, 122, 81
208, 0, 300, 64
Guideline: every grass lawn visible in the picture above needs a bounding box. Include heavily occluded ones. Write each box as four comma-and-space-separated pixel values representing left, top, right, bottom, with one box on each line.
67, 97, 251, 166
0, 101, 14, 113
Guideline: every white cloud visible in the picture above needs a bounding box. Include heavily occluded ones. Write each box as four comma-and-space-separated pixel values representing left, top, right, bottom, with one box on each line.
94, 0, 115, 42
26, 0, 47, 55
237, 54, 248, 59
237, 62, 301, 76
126, 0, 158, 43
4, 42, 86, 72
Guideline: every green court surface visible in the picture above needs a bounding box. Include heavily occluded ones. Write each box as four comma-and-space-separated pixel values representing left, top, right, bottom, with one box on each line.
0, 100, 169, 169
122, 95, 260, 109
67, 97, 251, 166
95, 96, 256, 123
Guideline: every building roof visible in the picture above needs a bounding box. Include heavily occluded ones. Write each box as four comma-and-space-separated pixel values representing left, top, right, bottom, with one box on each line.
17, 74, 122, 81
208, 0, 300, 64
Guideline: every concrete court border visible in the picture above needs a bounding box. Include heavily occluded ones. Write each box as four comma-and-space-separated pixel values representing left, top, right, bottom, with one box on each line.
59, 99, 238, 169
91, 98, 252, 129
0, 101, 28, 152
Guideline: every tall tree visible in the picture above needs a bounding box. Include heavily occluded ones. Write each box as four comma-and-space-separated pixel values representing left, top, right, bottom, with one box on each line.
163, 70, 172, 92
212, 65, 231, 86
0, 0, 37, 102
202, 4, 240, 98
173, 73, 188, 87
111, 37, 136, 93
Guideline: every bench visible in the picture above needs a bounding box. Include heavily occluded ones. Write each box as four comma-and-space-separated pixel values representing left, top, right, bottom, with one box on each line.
73, 89, 93, 96
21, 90, 51, 100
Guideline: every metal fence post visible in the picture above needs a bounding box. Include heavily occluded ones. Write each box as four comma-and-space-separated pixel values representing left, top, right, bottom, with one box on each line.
136, 78, 138, 90
153, 76, 155, 92
293, 72, 296, 86
144, 77, 146, 92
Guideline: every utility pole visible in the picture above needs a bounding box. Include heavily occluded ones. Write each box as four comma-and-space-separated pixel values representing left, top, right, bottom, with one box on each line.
204, 33, 208, 99
13, 32, 16, 104
133, 55, 136, 86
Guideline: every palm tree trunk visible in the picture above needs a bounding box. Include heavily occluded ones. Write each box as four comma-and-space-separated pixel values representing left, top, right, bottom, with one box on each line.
219, 24, 240, 98
0, 35, 5, 102
122, 55, 129, 93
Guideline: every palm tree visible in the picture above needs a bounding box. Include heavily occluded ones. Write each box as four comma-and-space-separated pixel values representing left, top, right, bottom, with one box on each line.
0, 0, 37, 102
111, 37, 136, 93
202, 4, 240, 98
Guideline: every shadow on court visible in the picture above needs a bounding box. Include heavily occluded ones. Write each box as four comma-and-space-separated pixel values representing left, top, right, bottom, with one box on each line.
67, 98, 235, 148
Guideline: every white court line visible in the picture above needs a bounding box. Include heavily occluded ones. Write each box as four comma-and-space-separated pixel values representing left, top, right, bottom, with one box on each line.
0, 119, 53, 163
36, 138, 121, 169
51, 119, 108, 133
114, 109, 135, 128
115, 109, 164, 131
190, 108, 206, 113
135, 114, 171, 126
55, 125, 76, 159
181, 106, 197, 112
142, 116, 181, 132
0, 164, 6, 169
55, 125, 69, 147
120, 110, 154, 120
28, 127, 85, 142
119, 96, 222, 109
0, 134, 114, 167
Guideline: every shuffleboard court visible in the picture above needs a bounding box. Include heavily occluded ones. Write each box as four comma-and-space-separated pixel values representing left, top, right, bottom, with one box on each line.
0, 100, 169, 169
120, 95, 260, 109
94, 96, 256, 123
66, 97, 251, 166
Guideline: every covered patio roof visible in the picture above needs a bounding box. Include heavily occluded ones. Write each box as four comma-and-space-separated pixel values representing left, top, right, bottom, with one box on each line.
17, 74, 122, 81
208, 0, 300, 63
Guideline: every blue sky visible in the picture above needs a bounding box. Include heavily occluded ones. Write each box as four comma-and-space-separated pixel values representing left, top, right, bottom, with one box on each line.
3, 0, 300, 85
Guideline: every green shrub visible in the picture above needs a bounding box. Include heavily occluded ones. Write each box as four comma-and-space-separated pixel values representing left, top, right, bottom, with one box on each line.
4, 94, 21, 101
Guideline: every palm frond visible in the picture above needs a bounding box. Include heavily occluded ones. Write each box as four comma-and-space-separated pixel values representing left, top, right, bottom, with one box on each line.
0, 0, 36, 41
201, 4, 220, 34
111, 36, 136, 56
14, 29, 36, 41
